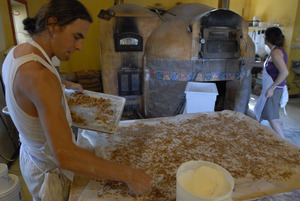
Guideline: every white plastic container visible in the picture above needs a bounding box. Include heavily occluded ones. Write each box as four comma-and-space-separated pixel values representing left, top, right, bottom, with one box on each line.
253, 16, 260, 27
176, 160, 234, 201
0, 163, 21, 201
258, 22, 268, 28
184, 82, 218, 113
0, 163, 10, 190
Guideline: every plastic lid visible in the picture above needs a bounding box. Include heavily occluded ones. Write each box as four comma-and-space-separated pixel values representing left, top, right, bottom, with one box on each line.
0, 163, 8, 178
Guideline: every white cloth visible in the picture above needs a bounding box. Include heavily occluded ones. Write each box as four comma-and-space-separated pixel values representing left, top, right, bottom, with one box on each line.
2, 38, 74, 201
280, 85, 288, 115
20, 145, 71, 201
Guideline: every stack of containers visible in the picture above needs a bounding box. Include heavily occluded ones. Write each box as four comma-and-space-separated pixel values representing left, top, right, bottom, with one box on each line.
0, 163, 21, 201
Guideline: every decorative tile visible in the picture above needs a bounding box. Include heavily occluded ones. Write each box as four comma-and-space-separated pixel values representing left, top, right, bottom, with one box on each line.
148, 69, 250, 81
170, 72, 178, 80
178, 73, 187, 81
204, 73, 212, 81
195, 73, 204, 81
187, 73, 194, 81
150, 70, 156, 79
235, 71, 241, 79
163, 72, 171, 80
211, 72, 220, 81
226, 72, 235, 80
156, 71, 163, 79
219, 72, 226, 80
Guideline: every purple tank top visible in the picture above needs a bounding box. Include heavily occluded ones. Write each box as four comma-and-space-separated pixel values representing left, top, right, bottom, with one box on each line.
265, 47, 287, 88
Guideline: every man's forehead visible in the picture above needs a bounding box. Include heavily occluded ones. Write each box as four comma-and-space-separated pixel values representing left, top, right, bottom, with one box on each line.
64, 19, 90, 35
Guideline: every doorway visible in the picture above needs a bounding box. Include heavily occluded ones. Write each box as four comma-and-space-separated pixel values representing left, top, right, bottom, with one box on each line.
8, 0, 29, 45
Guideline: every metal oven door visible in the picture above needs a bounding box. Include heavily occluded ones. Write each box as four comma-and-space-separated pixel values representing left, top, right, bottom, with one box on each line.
201, 27, 241, 59
114, 32, 143, 52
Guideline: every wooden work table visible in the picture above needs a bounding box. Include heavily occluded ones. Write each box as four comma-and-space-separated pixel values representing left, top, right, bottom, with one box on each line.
69, 110, 300, 201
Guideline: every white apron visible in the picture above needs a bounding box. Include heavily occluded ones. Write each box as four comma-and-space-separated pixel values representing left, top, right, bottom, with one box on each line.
19, 39, 74, 201
254, 48, 288, 121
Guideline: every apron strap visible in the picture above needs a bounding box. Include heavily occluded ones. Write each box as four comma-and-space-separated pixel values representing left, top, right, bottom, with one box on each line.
28, 38, 54, 67
27, 38, 73, 127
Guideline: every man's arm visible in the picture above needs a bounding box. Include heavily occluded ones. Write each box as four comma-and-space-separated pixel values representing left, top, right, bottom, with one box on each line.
16, 63, 152, 195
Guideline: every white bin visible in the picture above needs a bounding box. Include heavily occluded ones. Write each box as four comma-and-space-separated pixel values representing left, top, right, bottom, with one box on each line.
0, 163, 21, 201
184, 82, 218, 113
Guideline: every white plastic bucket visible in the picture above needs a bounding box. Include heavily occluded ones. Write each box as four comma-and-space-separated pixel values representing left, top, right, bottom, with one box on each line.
0, 163, 21, 201
0, 163, 9, 190
176, 160, 234, 201
184, 82, 218, 113
253, 16, 260, 27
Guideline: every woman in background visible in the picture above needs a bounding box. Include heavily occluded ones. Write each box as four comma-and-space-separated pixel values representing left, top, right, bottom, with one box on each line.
255, 26, 289, 139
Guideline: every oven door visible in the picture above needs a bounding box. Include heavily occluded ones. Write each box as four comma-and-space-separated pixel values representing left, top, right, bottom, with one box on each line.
114, 32, 143, 52
201, 27, 241, 59
117, 70, 142, 96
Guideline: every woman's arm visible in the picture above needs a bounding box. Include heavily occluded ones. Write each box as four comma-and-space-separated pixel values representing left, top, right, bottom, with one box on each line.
265, 49, 289, 98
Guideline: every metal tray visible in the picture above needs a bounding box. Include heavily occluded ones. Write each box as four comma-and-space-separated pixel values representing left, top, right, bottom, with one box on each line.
65, 89, 125, 133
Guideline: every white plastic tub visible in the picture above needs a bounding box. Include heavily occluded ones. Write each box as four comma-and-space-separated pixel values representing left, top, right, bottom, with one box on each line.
184, 82, 218, 113
0, 163, 21, 201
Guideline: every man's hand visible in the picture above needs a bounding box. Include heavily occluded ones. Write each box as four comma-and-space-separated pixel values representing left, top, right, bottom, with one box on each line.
62, 80, 84, 92
125, 167, 152, 196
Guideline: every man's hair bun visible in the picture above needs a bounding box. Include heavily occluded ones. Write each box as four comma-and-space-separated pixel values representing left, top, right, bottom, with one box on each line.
23, 17, 37, 36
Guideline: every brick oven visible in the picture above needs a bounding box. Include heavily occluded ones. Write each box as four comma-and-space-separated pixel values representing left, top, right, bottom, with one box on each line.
143, 3, 255, 118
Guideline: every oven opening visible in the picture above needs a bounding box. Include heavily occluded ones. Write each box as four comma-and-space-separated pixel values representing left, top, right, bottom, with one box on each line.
207, 40, 238, 53
114, 32, 143, 52
200, 27, 241, 59
120, 37, 139, 45
214, 81, 226, 111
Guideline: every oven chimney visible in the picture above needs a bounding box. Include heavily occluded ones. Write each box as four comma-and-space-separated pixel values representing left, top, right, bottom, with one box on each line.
99, 4, 161, 117
218, 0, 229, 9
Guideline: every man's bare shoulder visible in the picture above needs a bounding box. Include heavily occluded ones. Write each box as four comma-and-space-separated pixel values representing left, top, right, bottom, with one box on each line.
14, 43, 43, 58
19, 61, 57, 81
16, 61, 61, 98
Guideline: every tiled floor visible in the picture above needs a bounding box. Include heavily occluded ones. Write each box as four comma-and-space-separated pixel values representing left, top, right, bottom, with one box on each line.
7, 97, 300, 201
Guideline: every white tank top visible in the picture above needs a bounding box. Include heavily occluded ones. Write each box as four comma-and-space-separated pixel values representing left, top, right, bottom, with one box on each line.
2, 38, 74, 180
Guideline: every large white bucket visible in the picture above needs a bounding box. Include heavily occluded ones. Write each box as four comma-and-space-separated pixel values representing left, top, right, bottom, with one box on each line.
184, 82, 218, 113
0, 163, 22, 201
176, 160, 234, 201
